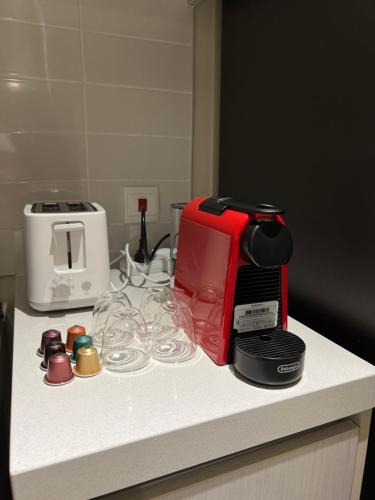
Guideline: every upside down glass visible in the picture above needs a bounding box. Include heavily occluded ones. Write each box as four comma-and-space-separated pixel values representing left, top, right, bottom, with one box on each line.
93, 290, 132, 315
140, 287, 175, 332
190, 285, 223, 351
152, 300, 196, 363
90, 290, 131, 348
101, 307, 150, 372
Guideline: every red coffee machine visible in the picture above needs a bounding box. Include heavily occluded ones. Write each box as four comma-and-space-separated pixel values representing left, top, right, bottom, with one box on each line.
175, 196, 305, 385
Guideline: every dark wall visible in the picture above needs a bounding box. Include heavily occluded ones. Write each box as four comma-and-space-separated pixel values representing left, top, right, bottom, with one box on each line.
219, 1, 375, 497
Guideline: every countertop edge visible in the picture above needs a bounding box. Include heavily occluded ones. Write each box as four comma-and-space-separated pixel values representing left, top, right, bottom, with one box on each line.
10, 373, 375, 500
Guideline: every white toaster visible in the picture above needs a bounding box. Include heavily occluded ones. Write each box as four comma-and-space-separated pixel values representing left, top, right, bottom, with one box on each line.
24, 201, 111, 311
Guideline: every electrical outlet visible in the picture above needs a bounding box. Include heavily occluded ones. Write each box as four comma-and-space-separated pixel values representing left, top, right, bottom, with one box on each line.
124, 187, 159, 223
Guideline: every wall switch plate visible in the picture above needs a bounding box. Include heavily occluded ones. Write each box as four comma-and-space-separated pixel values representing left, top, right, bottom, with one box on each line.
124, 187, 159, 223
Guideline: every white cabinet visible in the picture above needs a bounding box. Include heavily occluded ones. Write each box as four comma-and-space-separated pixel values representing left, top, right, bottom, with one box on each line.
104, 420, 359, 500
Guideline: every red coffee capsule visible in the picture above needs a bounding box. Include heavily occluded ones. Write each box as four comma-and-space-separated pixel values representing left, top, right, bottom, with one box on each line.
44, 353, 75, 386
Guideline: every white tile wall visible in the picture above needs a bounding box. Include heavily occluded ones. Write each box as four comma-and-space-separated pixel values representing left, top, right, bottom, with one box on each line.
87, 135, 191, 180
0, 0, 80, 28
0, 0, 193, 276
83, 32, 192, 90
85, 85, 192, 136
0, 20, 82, 80
80, 0, 193, 44
0, 133, 86, 181
0, 79, 85, 131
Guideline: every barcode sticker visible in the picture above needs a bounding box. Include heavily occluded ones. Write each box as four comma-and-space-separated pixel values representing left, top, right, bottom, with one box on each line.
233, 301, 278, 333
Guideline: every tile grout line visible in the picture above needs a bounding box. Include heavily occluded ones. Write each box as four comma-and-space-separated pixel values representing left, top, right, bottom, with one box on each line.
78, 0, 90, 200
0, 73, 192, 95
0, 180, 87, 184
86, 132, 192, 139
0, 179, 190, 185
0, 17, 193, 48
81, 28, 192, 48
0, 74, 82, 85
0, 129, 191, 140
85, 82, 192, 95
89, 179, 191, 183
0, 17, 81, 31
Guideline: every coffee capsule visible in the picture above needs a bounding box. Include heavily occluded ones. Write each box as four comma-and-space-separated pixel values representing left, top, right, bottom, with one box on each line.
70, 335, 93, 363
66, 325, 86, 352
74, 346, 101, 377
40, 341, 66, 371
37, 329, 62, 357
44, 353, 75, 386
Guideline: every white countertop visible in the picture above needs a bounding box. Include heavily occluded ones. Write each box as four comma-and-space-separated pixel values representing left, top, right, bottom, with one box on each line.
10, 275, 375, 500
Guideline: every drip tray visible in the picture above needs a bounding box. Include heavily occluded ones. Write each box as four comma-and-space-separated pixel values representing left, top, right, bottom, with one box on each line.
234, 330, 306, 386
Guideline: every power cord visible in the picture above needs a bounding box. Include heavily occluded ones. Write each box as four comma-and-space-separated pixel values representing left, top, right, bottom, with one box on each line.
110, 243, 171, 291
109, 206, 171, 291
134, 206, 150, 264
125, 244, 170, 284
149, 233, 170, 261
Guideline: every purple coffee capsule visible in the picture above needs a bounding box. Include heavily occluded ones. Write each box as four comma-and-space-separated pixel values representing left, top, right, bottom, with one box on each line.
40, 341, 66, 371
37, 329, 62, 357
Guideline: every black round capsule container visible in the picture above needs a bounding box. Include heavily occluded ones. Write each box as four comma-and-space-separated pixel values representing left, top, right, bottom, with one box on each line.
233, 330, 306, 386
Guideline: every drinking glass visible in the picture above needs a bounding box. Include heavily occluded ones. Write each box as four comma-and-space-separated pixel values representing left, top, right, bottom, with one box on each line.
90, 291, 131, 348
93, 290, 131, 315
140, 287, 175, 332
190, 285, 223, 348
101, 307, 150, 372
152, 300, 196, 363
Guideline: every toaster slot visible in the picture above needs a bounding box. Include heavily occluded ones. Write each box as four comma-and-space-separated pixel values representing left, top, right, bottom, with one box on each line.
66, 231, 72, 269
32, 201, 97, 213
52, 222, 85, 271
